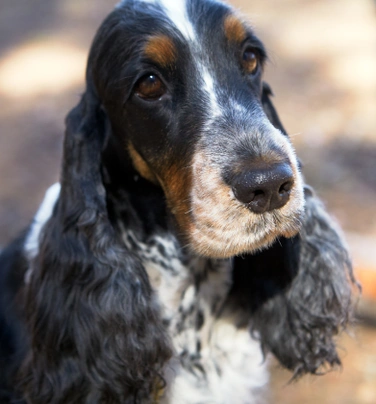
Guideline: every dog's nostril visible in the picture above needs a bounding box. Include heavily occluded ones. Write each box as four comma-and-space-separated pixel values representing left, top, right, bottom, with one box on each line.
247, 187, 266, 205
252, 190, 265, 201
279, 181, 293, 195
231, 163, 294, 214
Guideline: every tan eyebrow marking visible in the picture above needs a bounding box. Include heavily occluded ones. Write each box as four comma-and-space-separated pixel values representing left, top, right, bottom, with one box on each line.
144, 35, 177, 67
224, 14, 247, 44
159, 163, 192, 237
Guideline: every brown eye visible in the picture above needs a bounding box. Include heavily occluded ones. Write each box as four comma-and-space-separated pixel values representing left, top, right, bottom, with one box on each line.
242, 48, 259, 75
135, 74, 166, 100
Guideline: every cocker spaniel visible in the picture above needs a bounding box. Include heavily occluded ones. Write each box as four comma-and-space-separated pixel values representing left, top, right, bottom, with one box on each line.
0, 0, 357, 403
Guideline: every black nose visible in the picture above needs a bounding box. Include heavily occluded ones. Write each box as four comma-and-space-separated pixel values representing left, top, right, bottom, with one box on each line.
231, 163, 294, 214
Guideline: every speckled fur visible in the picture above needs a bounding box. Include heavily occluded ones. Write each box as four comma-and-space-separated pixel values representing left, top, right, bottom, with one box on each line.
0, 0, 357, 403
115, 203, 269, 403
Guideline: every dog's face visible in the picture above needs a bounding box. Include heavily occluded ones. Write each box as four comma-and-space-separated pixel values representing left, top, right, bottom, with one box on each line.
89, 0, 305, 258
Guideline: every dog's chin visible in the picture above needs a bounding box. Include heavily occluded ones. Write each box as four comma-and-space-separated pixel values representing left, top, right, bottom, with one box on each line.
186, 153, 305, 259
187, 217, 302, 259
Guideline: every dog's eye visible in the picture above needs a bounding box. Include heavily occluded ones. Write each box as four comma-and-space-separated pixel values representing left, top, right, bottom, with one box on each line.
242, 48, 259, 75
135, 74, 166, 100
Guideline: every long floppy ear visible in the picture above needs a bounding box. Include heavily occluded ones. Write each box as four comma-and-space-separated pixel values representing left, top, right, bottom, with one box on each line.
232, 86, 358, 376
233, 188, 357, 377
261, 82, 288, 136
19, 91, 172, 402
246, 186, 357, 377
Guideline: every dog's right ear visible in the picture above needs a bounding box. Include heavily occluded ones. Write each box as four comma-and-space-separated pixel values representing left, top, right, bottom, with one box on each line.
20, 91, 172, 403
261, 82, 288, 137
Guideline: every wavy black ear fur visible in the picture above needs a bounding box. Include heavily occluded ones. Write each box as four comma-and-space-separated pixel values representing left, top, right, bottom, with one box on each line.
261, 82, 288, 136
237, 188, 356, 377
231, 83, 358, 377
19, 90, 172, 403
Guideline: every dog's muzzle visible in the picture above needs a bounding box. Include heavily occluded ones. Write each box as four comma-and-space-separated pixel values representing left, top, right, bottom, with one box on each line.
230, 162, 294, 214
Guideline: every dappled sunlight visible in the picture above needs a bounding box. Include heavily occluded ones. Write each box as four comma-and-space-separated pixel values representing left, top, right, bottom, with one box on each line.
232, 0, 376, 143
267, 0, 376, 58
0, 40, 86, 98
0, 1, 375, 403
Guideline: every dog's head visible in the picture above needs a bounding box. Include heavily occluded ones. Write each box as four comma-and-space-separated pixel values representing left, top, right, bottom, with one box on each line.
86, 0, 305, 258
20, 4, 356, 399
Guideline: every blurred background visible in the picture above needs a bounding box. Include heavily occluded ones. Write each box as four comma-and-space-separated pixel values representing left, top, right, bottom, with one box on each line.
0, 0, 375, 402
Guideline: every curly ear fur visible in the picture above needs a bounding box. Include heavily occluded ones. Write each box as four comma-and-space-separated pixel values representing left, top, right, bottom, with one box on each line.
261, 82, 288, 137
249, 187, 356, 377
19, 92, 172, 403
233, 187, 356, 377
230, 83, 358, 377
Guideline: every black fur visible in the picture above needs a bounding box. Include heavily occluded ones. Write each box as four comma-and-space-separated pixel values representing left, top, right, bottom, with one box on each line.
0, 233, 29, 403
0, 0, 357, 402
231, 187, 356, 377
18, 95, 172, 403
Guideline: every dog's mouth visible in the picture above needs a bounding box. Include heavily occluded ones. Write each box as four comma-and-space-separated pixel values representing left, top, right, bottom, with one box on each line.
187, 208, 303, 259
183, 150, 305, 259
127, 131, 305, 259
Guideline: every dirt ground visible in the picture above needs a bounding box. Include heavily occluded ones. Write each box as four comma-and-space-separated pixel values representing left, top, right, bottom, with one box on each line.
0, 1, 375, 403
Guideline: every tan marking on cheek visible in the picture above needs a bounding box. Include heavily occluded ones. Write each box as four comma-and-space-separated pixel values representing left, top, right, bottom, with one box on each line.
128, 143, 159, 184
282, 227, 300, 239
159, 163, 193, 235
186, 149, 304, 258
144, 35, 177, 67
224, 14, 247, 44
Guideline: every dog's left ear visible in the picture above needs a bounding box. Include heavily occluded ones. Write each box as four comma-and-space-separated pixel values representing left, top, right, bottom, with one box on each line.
233, 187, 358, 378
231, 82, 359, 378
261, 82, 288, 136
19, 88, 172, 402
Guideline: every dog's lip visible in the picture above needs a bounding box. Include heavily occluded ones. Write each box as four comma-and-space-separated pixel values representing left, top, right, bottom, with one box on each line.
186, 212, 303, 259
281, 226, 301, 239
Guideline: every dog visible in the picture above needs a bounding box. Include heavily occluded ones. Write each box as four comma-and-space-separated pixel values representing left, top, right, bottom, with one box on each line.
0, 0, 357, 402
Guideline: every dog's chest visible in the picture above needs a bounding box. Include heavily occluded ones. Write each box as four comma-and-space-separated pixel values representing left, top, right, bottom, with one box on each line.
122, 231, 268, 403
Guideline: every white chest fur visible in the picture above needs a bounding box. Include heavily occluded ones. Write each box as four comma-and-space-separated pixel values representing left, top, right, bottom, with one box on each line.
121, 231, 269, 404
23, 184, 269, 403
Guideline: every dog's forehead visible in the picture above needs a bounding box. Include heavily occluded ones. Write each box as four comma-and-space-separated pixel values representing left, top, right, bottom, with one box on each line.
148, 0, 196, 41
116, 0, 234, 42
